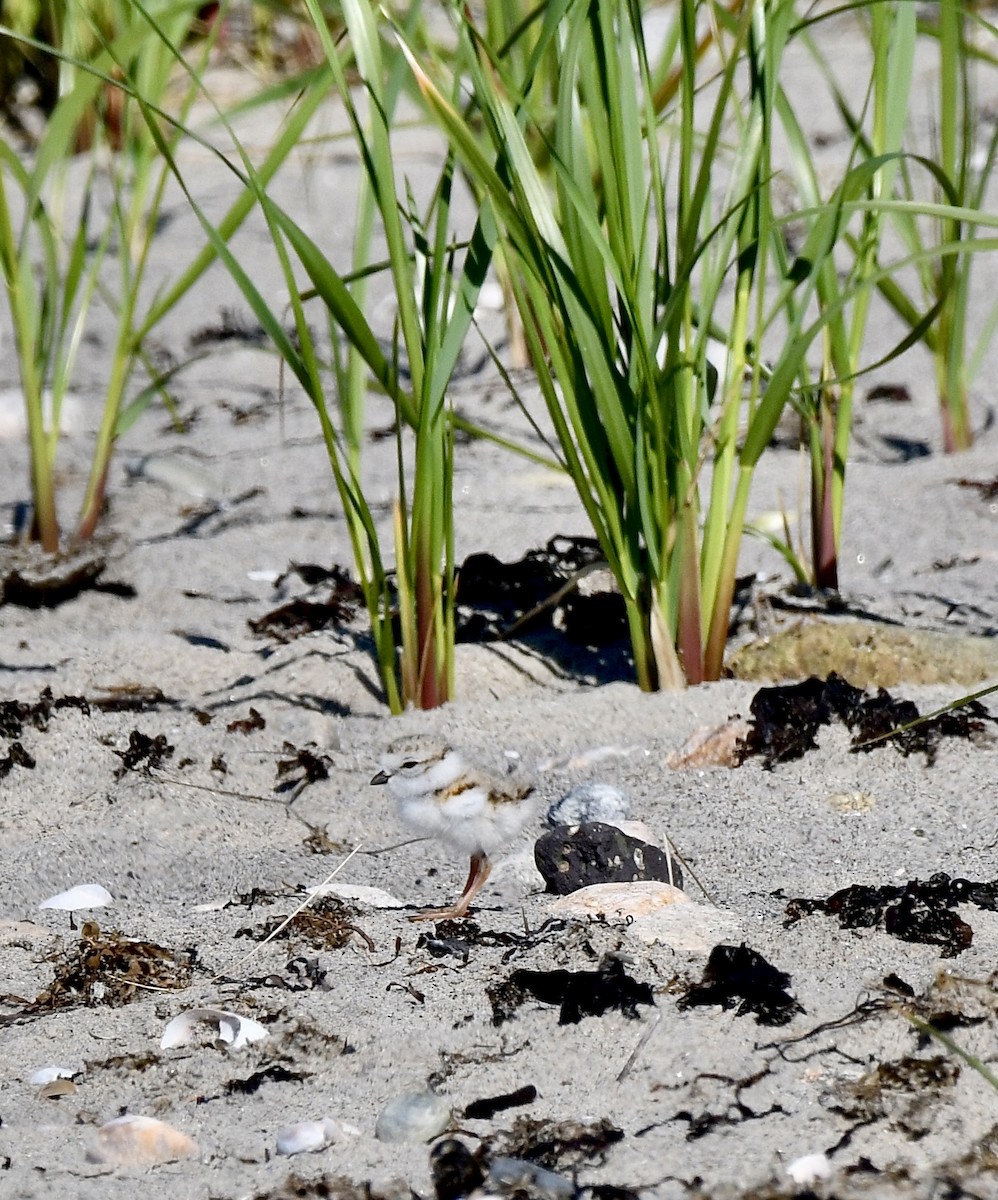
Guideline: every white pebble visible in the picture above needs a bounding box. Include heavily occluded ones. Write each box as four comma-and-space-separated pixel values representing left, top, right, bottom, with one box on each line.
787, 1152, 832, 1185
546, 782, 632, 827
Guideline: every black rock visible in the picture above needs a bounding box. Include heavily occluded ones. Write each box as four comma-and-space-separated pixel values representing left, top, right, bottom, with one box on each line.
534, 821, 682, 895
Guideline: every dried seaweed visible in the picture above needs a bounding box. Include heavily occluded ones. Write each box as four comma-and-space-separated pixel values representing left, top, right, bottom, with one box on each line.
785, 872, 997, 956
679, 944, 801, 1026
16, 924, 193, 1018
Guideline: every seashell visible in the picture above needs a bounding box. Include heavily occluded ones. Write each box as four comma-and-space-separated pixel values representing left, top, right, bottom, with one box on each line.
787, 1152, 832, 1186
375, 1092, 451, 1144
38, 1078, 77, 1099
40, 884, 113, 912
86, 1114, 198, 1165
276, 1117, 358, 1156
126, 452, 223, 501
29, 1065, 76, 1086
160, 1007, 268, 1051
546, 782, 632, 827
666, 719, 750, 769
550, 881, 689, 918
488, 1156, 577, 1200
307, 882, 407, 908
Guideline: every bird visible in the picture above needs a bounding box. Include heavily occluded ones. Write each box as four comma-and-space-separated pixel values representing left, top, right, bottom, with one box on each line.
371, 735, 537, 921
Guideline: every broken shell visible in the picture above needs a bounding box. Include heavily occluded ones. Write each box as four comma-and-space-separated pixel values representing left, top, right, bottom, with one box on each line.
126, 452, 223, 501
546, 781, 632, 827
550, 881, 689, 918
307, 882, 407, 909
276, 1117, 358, 1156
40, 884, 112, 912
38, 1079, 77, 1099
161, 1007, 268, 1051
87, 1114, 198, 1165
375, 1092, 451, 1143
29, 1065, 76, 1086
488, 1157, 576, 1200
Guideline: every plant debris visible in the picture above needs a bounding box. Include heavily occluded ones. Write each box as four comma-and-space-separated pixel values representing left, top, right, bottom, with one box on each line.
0, 540, 111, 607
0, 687, 89, 737
275, 741, 333, 793
956, 475, 998, 501
456, 536, 628, 648
227, 707, 265, 734
463, 1085, 538, 1121
736, 672, 991, 768
784, 871, 998, 956
12, 924, 193, 1019
250, 564, 362, 643
489, 955, 654, 1026
235, 897, 372, 952
0, 740, 35, 778
678, 944, 801, 1026
113, 729, 175, 778
491, 1116, 625, 1171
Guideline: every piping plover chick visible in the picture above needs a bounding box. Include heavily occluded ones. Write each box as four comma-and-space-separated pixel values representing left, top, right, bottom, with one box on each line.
371, 735, 537, 921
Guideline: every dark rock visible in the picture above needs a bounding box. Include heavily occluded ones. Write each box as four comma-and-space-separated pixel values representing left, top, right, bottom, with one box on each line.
534, 822, 682, 895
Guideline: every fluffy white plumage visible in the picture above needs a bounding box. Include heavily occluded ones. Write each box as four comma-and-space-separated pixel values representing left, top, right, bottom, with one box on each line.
371, 735, 537, 920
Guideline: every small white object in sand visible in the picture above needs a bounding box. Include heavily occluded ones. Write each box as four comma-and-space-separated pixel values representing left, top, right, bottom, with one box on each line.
307, 882, 407, 908
160, 1008, 269, 1051
786, 1152, 832, 1186
29, 1066, 76, 1086
39, 884, 113, 912
276, 1117, 359, 1156
546, 781, 633, 827
86, 1114, 199, 1165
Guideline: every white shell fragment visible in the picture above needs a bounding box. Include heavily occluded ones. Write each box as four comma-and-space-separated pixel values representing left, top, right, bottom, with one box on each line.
551, 881, 690, 917
375, 1092, 451, 1143
161, 1007, 269, 1051
551, 883, 745, 953
126, 452, 223, 501
489, 1157, 576, 1200
307, 882, 407, 909
276, 1117, 359, 1156
86, 1114, 199, 1165
546, 781, 632, 827
787, 1152, 832, 1186
29, 1065, 76, 1086
40, 884, 113, 912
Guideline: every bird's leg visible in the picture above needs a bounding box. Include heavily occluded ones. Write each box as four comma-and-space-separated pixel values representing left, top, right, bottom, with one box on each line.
408, 852, 492, 922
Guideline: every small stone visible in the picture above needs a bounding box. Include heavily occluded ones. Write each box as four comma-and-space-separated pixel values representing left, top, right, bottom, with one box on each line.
546, 781, 632, 826
375, 1092, 451, 1144
534, 822, 683, 894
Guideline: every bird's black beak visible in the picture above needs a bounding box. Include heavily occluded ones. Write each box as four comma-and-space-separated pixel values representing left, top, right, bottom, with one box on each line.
370, 769, 391, 786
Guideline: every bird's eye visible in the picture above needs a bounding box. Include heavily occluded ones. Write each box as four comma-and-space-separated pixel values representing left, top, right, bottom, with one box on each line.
401, 760, 419, 770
